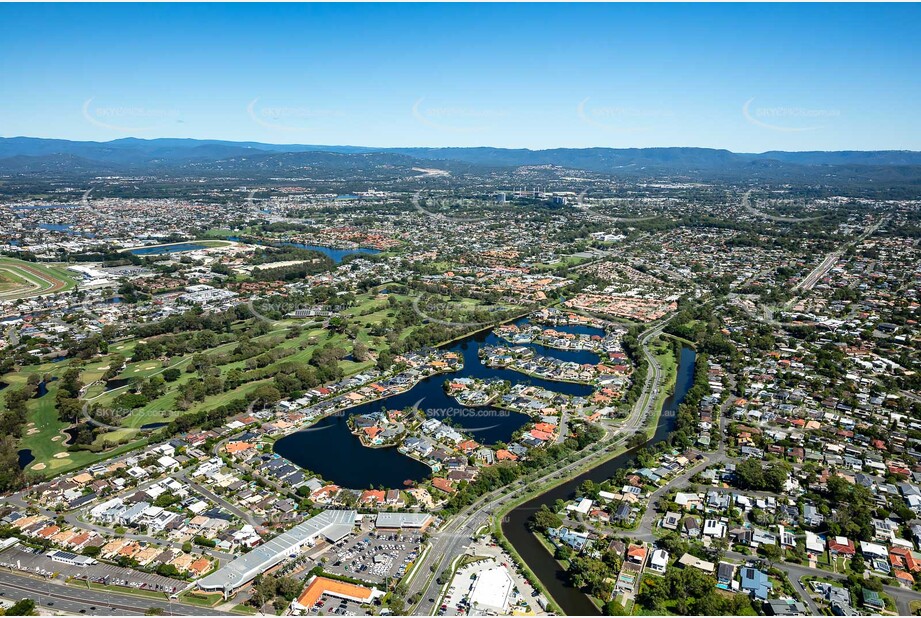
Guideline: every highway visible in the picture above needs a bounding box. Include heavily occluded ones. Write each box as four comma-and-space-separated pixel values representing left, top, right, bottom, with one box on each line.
407, 316, 672, 615
785, 215, 886, 309
0, 570, 227, 616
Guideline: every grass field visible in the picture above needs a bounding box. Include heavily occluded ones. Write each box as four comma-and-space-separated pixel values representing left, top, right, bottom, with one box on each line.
0, 257, 76, 301
70, 312, 380, 448
0, 268, 29, 292
649, 337, 679, 424
12, 364, 148, 475
4, 287, 502, 478
119, 239, 234, 253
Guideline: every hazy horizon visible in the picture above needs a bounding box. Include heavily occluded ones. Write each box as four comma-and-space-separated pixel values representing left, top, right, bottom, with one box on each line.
4, 134, 921, 155
2, 3, 919, 151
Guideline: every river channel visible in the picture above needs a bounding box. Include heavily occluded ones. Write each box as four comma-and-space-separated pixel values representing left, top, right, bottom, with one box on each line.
502, 345, 697, 615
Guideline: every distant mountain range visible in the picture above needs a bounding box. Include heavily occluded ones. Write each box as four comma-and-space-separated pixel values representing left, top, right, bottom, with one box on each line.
2, 136, 920, 185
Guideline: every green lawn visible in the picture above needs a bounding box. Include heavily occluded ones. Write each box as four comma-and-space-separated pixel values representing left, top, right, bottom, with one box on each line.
180, 591, 224, 607
7, 287, 505, 481
0, 257, 77, 299
649, 337, 679, 423
0, 268, 29, 292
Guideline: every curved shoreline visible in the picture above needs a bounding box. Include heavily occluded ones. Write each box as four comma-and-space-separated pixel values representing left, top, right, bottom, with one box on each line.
497, 345, 696, 615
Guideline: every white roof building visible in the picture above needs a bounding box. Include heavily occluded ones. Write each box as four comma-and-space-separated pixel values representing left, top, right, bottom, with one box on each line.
566, 498, 593, 515
648, 549, 669, 573
197, 510, 356, 597
703, 519, 727, 538
469, 566, 514, 613
860, 541, 888, 559
805, 531, 825, 554
374, 512, 433, 529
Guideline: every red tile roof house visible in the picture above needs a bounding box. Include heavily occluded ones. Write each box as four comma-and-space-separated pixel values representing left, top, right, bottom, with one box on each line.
445, 382, 468, 395
310, 485, 341, 503
457, 440, 479, 453
360, 490, 385, 506
828, 536, 856, 556
432, 478, 455, 494
626, 544, 647, 564
895, 570, 915, 586
533, 422, 557, 435
890, 547, 921, 572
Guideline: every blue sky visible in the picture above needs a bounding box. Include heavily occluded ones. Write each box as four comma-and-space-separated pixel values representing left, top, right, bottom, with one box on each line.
1, 3, 919, 151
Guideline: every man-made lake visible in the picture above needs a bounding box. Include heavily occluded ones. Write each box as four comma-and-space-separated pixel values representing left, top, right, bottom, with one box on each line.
17, 449, 34, 470
129, 242, 209, 255
281, 243, 380, 264
224, 236, 380, 264
502, 346, 697, 616
273, 318, 603, 489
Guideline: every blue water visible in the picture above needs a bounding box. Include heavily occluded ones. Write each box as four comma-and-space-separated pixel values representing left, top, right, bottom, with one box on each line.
504, 347, 698, 616
140, 422, 168, 431
17, 449, 34, 470
547, 323, 612, 337
34, 380, 49, 398
663, 346, 697, 413
274, 318, 606, 489
130, 243, 208, 255
224, 236, 380, 264
37, 223, 96, 238
280, 242, 380, 264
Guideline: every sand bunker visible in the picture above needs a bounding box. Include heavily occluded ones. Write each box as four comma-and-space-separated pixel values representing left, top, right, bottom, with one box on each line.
31, 463, 46, 471
53, 452, 69, 459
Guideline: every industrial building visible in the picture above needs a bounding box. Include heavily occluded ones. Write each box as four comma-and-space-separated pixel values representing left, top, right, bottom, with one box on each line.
197, 510, 356, 597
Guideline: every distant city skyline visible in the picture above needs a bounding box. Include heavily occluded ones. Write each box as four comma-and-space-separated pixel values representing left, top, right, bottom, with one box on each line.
1, 3, 919, 152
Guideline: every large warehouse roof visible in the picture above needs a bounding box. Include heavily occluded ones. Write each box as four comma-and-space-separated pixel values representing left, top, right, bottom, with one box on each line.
375, 512, 433, 529
197, 510, 356, 594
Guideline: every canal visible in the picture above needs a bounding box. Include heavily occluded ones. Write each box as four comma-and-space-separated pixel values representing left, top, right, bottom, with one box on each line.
501, 345, 697, 616
274, 318, 604, 489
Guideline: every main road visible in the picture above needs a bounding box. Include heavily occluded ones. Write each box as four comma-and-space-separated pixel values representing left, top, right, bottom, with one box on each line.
785, 214, 886, 309
407, 316, 673, 615
0, 570, 227, 616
